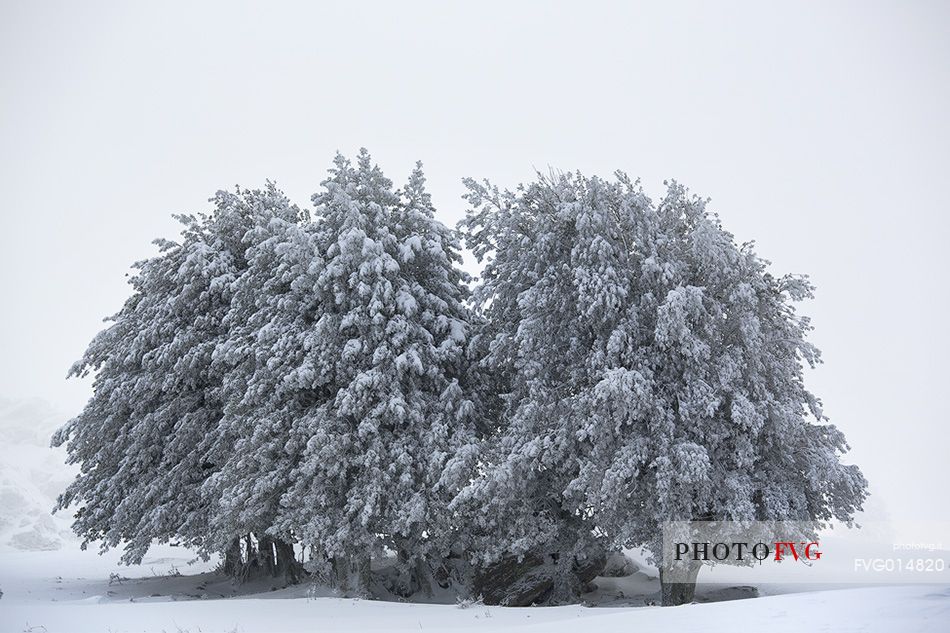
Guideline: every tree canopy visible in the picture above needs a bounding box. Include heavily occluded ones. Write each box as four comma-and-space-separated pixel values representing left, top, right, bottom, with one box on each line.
55, 155, 867, 605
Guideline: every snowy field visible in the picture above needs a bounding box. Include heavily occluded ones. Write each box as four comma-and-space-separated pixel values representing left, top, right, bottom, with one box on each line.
2, 401, 948, 633
2, 544, 949, 633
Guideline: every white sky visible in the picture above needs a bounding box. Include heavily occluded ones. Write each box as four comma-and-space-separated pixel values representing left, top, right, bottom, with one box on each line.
1, 1, 948, 530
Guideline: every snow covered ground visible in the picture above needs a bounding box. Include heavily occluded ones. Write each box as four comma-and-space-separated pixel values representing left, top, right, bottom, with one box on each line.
1, 398, 947, 632
1, 543, 947, 633
2, 531, 947, 632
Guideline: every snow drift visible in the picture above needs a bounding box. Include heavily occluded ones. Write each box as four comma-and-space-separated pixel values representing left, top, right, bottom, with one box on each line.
0, 398, 76, 552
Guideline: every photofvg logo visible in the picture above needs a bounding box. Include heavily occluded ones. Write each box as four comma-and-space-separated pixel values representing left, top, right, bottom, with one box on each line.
660, 521, 823, 584
660, 520, 950, 585
673, 539, 822, 563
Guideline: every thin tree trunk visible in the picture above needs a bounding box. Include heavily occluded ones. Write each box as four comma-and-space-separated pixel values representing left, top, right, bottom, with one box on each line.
332, 554, 371, 596
396, 542, 432, 597
331, 556, 347, 590
244, 535, 256, 568
223, 537, 243, 578
258, 534, 277, 577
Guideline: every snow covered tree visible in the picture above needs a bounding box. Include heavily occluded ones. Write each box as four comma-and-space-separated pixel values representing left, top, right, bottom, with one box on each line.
201, 184, 311, 582
54, 153, 863, 607
456, 171, 868, 605
276, 151, 478, 596
54, 153, 477, 595
53, 185, 299, 566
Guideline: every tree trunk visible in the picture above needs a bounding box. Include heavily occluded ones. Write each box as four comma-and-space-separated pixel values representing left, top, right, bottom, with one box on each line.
332, 554, 371, 596
226, 534, 260, 583
548, 552, 581, 604
396, 543, 433, 597
244, 535, 256, 569
659, 561, 701, 606
410, 557, 433, 597
223, 537, 243, 578
274, 538, 304, 584
258, 534, 277, 577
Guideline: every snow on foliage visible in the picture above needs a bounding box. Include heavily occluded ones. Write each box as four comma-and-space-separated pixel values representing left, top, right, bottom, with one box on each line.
454, 171, 867, 600
53, 156, 866, 605
54, 151, 479, 596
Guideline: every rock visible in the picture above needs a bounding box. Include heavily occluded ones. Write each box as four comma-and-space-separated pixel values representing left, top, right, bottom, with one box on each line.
601, 551, 638, 577
573, 546, 607, 584
697, 585, 760, 603
474, 551, 546, 606
473, 545, 607, 606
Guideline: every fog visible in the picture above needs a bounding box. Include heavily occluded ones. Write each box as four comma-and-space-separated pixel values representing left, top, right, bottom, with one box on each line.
1, 1, 947, 532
